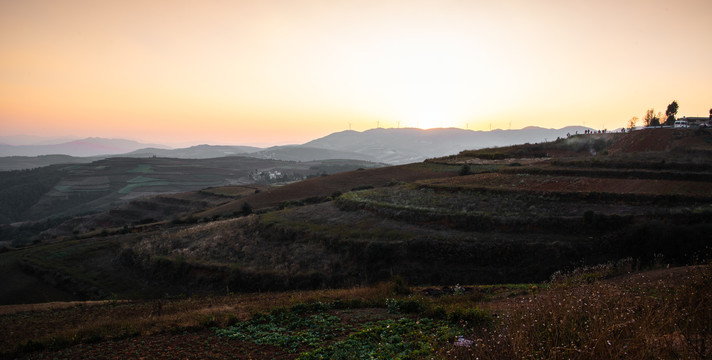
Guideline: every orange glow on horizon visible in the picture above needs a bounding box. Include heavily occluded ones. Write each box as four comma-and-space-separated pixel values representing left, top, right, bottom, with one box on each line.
1, 0, 711, 146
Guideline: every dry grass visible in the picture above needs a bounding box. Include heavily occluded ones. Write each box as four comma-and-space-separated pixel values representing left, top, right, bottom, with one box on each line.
441, 265, 712, 359
0, 281, 401, 358
2, 265, 710, 359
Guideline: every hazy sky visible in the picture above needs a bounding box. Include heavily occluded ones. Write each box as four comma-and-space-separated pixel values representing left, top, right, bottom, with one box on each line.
2, 0, 710, 146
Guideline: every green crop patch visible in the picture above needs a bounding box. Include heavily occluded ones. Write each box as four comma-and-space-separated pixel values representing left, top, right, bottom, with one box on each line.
54, 185, 73, 192
118, 182, 172, 194
299, 317, 460, 360
126, 176, 161, 184
127, 164, 153, 174
216, 309, 353, 353
216, 302, 475, 359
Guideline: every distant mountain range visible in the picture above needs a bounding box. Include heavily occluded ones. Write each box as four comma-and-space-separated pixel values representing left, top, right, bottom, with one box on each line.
0, 126, 591, 170
123, 144, 262, 159
304, 126, 590, 164
0, 137, 169, 157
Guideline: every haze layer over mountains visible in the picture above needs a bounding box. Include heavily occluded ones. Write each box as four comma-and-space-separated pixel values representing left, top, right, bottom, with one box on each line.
1, 126, 590, 171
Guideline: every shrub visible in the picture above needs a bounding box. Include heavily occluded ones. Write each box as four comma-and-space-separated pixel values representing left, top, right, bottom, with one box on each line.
427, 306, 447, 319
459, 164, 471, 176
390, 276, 411, 295
241, 202, 252, 215
385, 298, 427, 315
447, 307, 491, 326
399, 299, 426, 314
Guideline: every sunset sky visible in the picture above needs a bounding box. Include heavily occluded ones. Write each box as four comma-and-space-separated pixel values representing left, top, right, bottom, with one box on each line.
1, 0, 711, 146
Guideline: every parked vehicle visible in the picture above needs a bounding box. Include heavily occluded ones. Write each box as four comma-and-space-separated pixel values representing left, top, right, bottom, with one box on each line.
674, 120, 689, 128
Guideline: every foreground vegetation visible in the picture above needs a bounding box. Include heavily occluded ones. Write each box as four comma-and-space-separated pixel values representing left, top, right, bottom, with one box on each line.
2, 263, 710, 359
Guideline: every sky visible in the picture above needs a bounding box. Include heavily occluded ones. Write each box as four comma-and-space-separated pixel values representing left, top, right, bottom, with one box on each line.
1, 0, 711, 147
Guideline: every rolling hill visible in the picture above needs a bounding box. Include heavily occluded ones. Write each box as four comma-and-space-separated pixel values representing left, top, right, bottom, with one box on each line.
1, 127, 710, 307
0, 156, 383, 226
122, 144, 261, 159
0, 137, 168, 157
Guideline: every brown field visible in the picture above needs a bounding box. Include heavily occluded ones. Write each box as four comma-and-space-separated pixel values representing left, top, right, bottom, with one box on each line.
199, 163, 461, 217
199, 185, 264, 198
420, 172, 712, 197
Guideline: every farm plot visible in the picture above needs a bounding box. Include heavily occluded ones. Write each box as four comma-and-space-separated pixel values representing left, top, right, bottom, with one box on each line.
200, 185, 260, 198
419, 172, 712, 198
339, 186, 656, 219
118, 175, 224, 194
51, 176, 111, 193
126, 164, 153, 174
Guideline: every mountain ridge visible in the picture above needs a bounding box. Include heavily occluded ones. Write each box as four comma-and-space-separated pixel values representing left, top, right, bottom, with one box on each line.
0, 126, 593, 170
0, 137, 169, 157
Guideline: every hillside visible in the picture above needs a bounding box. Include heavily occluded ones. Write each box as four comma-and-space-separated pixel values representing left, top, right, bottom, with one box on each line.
0, 157, 382, 224
1, 127, 711, 359
1, 127, 710, 307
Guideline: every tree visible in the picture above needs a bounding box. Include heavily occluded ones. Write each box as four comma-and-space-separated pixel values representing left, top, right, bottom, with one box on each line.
644, 109, 660, 127
709, 108, 711, 120
664, 100, 679, 126
459, 164, 471, 176
241, 202, 252, 215
628, 116, 639, 129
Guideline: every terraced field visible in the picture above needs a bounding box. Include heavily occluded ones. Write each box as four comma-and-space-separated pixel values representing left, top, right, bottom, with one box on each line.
0, 156, 383, 225
4, 129, 712, 303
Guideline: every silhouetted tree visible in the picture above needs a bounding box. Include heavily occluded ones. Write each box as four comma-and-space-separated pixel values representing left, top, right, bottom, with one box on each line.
709, 108, 711, 120
664, 100, 679, 126
628, 116, 638, 129
644, 109, 660, 127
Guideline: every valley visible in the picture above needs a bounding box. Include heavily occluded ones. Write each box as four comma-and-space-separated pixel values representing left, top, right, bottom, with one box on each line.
0, 156, 382, 228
